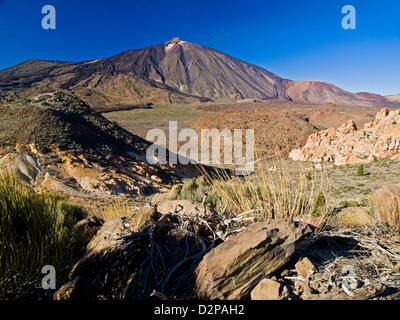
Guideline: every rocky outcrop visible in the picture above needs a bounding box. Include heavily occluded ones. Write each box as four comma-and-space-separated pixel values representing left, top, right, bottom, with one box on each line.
0, 146, 170, 198
194, 219, 313, 300
289, 108, 400, 165
54, 200, 230, 300
52, 200, 400, 300
54, 202, 320, 300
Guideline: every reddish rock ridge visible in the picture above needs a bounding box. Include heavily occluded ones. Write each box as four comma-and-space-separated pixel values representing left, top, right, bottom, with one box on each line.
283, 80, 392, 107
289, 108, 400, 165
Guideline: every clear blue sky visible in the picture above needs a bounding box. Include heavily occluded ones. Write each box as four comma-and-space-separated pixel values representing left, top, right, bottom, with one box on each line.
0, 0, 399, 95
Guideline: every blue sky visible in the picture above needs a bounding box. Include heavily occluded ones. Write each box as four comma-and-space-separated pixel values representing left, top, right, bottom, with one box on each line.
0, 0, 399, 95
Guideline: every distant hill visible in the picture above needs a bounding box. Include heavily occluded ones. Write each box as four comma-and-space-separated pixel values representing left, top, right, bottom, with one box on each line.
0, 38, 397, 110
284, 80, 392, 107
386, 94, 400, 102
0, 92, 197, 198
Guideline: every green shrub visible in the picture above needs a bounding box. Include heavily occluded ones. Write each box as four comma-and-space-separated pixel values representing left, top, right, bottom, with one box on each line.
356, 164, 365, 177
313, 192, 326, 215
0, 173, 85, 299
360, 198, 371, 207
179, 176, 209, 203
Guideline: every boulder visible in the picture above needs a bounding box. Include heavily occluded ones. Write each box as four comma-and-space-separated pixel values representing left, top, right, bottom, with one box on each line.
250, 279, 281, 300
77, 205, 159, 260
53, 276, 97, 300
129, 206, 159, 232
294, 215, 325, 229
82, 216, 131, 258
194, 219, 314, 300
76, 215, 104, 240
372, 185, 400, 228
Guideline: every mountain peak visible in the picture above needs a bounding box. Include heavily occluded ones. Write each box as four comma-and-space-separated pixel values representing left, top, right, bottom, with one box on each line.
165, 37, 183, 44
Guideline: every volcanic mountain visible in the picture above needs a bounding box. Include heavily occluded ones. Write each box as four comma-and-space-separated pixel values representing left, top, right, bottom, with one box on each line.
0, 37, 396, 110
0, 38, 288, 111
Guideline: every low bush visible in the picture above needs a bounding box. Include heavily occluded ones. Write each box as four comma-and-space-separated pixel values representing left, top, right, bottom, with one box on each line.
0, 172, 85, 299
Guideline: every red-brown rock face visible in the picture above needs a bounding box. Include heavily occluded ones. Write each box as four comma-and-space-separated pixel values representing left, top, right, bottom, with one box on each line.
289, 108, 400, 165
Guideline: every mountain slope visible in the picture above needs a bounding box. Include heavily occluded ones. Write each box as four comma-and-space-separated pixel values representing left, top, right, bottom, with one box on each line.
386, 94, 400, 102
0, 38, 288, 111
0, 38, 396, 110
283, 80, 391, 107
0, 58, 212, 111
60, 37, 288, 101
0, 92, 197, 198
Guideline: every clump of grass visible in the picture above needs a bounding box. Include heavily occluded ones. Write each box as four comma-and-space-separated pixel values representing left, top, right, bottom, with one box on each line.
94, 201, 135, 222
336, 206, 375, 228
0, 172, 85, 299
313, 192, 326, 215
339, 200, 361, 208
166, 159, 332, 224
360, 198, 371, 207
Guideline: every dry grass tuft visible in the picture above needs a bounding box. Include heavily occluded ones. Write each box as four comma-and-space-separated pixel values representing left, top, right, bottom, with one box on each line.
94, 201, 137, 222
165, 157, 333, 230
